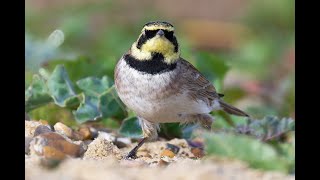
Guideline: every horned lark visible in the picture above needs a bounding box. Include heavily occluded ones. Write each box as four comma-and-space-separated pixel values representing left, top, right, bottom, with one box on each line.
114, 21, 249, 159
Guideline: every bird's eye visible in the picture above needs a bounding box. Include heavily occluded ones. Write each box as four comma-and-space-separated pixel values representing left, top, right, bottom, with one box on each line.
145, 30, 157, 38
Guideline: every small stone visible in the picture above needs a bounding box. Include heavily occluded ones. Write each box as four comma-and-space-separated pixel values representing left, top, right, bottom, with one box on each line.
77, 127, 92, 140
160, 149, 175, 158
191, 147, 205, 158
30, 132, 83, 159
25, 137, 33, 154
54, 122, 73, 138
166, 143, 180, 154
114, 137, 131, 148
89, 127, 99, 139
34, 125, 52, 137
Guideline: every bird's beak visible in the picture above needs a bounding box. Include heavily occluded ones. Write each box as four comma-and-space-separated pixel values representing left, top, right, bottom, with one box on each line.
157, 29, 165, 37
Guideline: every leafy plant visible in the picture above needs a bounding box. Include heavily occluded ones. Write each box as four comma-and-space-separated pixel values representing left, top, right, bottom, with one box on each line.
204, 115, 295, 173
204, 132, 294, 173
235, 116, 295, 141
25, 65, 127, 123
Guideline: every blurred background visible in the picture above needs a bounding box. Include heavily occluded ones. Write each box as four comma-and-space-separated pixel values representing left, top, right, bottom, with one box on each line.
25, 0, 294, 127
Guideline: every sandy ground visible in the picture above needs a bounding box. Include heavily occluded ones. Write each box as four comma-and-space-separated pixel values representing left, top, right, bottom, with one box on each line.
25, 121, 294, 180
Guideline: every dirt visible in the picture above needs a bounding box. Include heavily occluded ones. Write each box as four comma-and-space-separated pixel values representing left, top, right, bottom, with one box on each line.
25, 121, 294, 180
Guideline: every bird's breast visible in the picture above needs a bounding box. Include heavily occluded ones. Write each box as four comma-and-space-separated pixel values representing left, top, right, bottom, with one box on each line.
115, 58, 211, 122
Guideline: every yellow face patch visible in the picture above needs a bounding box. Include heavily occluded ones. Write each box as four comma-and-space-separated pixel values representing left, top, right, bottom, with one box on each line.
140, 36, 179, 64
141, 36, 173, 54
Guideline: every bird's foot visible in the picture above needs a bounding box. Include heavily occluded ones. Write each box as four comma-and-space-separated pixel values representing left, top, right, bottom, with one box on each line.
125, 151, 138, 160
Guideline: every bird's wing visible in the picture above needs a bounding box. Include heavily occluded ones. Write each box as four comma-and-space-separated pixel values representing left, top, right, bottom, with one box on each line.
177, 58, 221, 106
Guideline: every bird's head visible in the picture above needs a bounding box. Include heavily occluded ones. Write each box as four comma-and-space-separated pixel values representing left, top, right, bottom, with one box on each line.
130, 21, 180, 64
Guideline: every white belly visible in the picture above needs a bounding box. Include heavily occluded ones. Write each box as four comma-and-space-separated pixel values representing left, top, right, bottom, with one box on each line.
115, 59, 212, 123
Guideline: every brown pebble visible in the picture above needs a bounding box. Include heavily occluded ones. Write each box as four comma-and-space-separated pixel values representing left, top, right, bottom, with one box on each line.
42, 146, 66, 160
54, 122, 73, 138
31, 132, 83, 158
160, 149, 175, 158
78, 127, 92, 140
191, 148, 205, 158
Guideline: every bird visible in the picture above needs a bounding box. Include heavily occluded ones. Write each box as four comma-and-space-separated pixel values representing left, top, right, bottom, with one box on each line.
114, 21, 249, 159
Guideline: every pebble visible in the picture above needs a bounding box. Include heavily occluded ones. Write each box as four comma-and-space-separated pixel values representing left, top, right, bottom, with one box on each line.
114, 137, 131, 148
42, 146, 66, 160
166, 143, 180, 154
191, 147, 205, 158
54, 122, 73, 139
77, 127, 92, 140
161, 149, 175, 158
30, 132, 84, 160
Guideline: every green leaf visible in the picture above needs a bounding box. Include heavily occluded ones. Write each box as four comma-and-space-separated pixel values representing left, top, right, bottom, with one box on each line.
29, 103, 77, 127
236, 116, 295, 141
204, 132, 289, 172
159, 123, 183, 139
99, 87, 127, 119
44, 56, 116, 88
76, 76, 113, 96
73, 93, 102, 123
25, 75, 53, 112
47, 65, 77, 107
73, 76, 126, 123
119, 117, 143, 138
64, 95, 81, 109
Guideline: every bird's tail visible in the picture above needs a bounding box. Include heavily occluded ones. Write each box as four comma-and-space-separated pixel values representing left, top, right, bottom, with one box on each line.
219, 101, 249, 117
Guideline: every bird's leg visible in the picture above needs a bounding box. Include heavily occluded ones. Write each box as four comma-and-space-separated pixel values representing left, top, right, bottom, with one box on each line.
126, 137, 147, 159
125, 117, 159, 159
